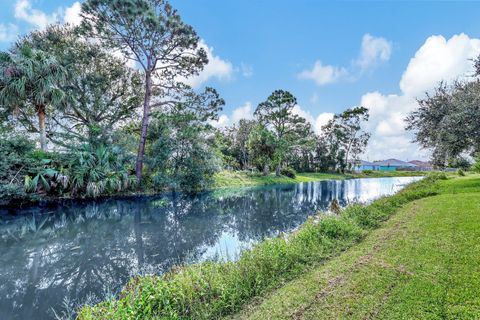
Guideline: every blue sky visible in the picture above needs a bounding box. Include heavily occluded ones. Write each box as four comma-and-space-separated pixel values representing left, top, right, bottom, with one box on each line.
2, 0, 480, 160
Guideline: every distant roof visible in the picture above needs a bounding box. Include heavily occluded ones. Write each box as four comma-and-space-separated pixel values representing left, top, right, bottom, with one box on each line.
350, 160, 377, 166
409, 160, 432, 167
373, 158, 417, 167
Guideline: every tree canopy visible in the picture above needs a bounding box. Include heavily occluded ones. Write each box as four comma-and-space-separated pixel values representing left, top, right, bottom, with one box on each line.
80, 0, 209, 181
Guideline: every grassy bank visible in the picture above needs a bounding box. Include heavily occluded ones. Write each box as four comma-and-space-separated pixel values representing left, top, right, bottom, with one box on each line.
77, 172, 443, 319
213, 170, 425, 189
231, 173, 480, 319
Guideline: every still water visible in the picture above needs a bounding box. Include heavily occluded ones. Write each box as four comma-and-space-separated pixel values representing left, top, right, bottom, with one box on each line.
0, 176, 421, 319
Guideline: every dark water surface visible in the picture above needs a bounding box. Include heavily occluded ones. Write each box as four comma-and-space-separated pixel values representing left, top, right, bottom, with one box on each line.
0, 176, 421, 319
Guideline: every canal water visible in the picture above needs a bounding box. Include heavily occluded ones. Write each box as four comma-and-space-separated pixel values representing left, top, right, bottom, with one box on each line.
0, 176, 421, 319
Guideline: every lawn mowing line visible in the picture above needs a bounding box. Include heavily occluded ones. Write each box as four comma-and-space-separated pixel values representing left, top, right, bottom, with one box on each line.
290, 202, 422, 320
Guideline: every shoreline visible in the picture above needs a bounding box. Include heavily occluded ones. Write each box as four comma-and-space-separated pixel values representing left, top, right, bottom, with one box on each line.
77, 172, 444, 319
1, 171, 426, 211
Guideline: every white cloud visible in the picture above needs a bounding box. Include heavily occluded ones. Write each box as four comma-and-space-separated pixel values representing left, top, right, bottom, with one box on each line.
293, 105, 340, 136
314, 112, 335, 134
400, 33, 480, 96
298, 61, 348, 86
300, 34, 392, 86
231, 102, 254, 123
0, 23, 19, 42
184, 40, 234, 88
356, 34, 392, 70
13, 0, 82, 30
209, 102, 254, 128
64, 2, 82, 26
209, 114, 230, 129
14, 0, 61, 30
292, 105, 315, 126
360, 33, 480, 160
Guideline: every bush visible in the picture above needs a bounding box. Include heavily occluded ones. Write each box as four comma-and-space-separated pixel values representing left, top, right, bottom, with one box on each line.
362, 169, 374, 175
0, 135, 40, 206
472, 156, 480, 173
0, 184, 30, 206
457, 168, 465, 176
280, 167, 296, 178
64, 144, 137, 197
425, 171, 447, 181
449, 157, 471, 170
77, 175, 444, 320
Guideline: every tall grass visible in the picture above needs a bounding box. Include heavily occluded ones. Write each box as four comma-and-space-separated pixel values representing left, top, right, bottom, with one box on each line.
77, 173, 442, 320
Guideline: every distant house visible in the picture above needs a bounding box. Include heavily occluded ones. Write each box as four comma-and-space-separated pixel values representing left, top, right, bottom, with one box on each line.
350, 160, 378, 172
408, 160, 433, 171
373, 159, 417, 171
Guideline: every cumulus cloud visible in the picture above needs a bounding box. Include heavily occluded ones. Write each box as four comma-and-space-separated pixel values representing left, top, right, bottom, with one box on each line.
360, 33, 480, 160
314, 112, 335, 134
399, 33, 480, 96
0, 23, 19, 42
209, 102, 254, 128
298, 61, 348, 86
14, 0, 61, 30
13, 0, 82, 30
356, 34, 392, 70
209, 114, 230, 129
64, 2, 82, 26
300, 34, 392, 86
184, 40, 234, 88
231, 102, 254, 123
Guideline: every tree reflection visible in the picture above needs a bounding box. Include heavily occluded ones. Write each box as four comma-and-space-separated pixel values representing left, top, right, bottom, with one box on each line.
0, 176, 420, 319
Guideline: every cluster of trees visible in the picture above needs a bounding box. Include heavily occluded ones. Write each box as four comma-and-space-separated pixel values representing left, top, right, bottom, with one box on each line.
0, 0, 371, 206
406, 55, 480, 169
217, 90, 370, 176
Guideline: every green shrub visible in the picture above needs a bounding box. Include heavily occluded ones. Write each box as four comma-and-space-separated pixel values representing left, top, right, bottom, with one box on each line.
343, 204, 385, 229
77, 175, 444, 320
457, 168, 465, 176
362, 169, 374, 175
280, 167, 296, 178
0, 135, 40, 206
448, 157, 471, 170
472, 156, 480, 173
0, 184, 30, 206
64, 144, 136, 197
425, 171, 447, 181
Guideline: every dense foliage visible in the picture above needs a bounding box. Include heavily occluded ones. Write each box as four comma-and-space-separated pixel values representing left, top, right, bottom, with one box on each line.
406, 56, 480, 167
217, 101, 370, 175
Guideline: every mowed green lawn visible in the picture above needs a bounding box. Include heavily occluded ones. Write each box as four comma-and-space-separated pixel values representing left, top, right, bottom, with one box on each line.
213, 170, 424, 189
213, 171, 347, 188
231, 174, 480, 320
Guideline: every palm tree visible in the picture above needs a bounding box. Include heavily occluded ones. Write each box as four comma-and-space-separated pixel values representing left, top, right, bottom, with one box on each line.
0, 45, 65, 151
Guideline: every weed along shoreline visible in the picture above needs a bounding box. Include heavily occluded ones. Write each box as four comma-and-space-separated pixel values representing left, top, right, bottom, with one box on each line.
76, 172, 449, 319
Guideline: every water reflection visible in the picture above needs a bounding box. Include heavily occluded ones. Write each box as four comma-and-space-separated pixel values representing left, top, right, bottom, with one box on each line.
0, 176, 421, 319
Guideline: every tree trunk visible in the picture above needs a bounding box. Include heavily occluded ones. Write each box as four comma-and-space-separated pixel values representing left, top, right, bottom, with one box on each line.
36, 104, 47, 151
275, 164, 281, 177
135, 72, 153, 182
263, 164, 269, 176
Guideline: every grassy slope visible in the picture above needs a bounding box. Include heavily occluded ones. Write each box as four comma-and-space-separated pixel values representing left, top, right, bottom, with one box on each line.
213, 170, 424, 189
231, 174, 480, 320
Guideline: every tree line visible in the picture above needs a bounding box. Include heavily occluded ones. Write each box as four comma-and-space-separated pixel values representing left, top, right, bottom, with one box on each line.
0, 0, 370, 206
